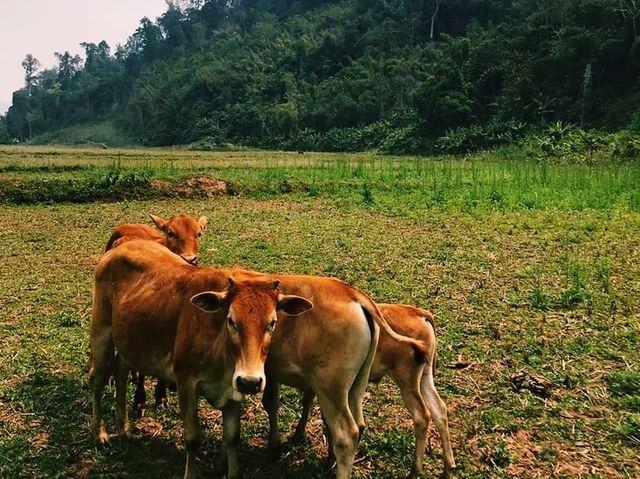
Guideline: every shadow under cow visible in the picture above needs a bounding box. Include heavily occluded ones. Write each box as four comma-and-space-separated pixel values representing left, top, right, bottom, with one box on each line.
3, 370, 332, 478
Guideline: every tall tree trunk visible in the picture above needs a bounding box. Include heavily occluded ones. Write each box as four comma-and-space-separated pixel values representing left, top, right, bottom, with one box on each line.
430, 0, 441, 41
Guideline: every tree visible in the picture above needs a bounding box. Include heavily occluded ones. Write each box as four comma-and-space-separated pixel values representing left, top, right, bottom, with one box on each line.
430, 0, 441, 41
21, 54, 40, 95
55, 51, 82, 87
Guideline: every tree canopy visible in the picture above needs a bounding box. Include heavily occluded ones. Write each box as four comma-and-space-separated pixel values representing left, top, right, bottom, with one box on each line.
3, 0, 640, 151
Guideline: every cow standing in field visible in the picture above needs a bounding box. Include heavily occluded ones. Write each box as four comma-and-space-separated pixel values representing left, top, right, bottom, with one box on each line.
105, 213, 207, 265
105, 212, 207, 414
90, 239, 313, 479
230, 269, 430, 479
286, 304, 456, 478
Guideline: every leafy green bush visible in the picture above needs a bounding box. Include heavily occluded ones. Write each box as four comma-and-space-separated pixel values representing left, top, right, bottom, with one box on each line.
612, 133, 640, 160
519, 124, 640, 164
435, 120, 528, 154
378, 124, 426, 154
318, 127, 365, 152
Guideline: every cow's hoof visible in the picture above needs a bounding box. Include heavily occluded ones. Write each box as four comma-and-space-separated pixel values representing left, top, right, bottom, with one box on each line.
96, 428, 109, 445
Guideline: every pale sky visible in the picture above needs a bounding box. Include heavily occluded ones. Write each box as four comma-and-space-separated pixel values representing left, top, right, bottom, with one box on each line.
0, 0, 169, 114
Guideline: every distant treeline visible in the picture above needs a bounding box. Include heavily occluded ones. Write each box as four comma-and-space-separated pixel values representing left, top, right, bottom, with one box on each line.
1, 0, 640, 152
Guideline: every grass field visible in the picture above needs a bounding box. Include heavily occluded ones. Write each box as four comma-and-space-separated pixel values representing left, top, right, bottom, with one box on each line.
0, 146, 639, 478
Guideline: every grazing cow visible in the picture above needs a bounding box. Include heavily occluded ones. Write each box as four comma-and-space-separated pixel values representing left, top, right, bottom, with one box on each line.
105, 213, 207, 265
287, 304, 455, 478
230, 269, 430, 479
90, 239, 313, 479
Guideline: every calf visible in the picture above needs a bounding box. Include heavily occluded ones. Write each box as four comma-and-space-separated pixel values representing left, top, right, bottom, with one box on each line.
105, 213, 207, 265
90, 239, 313, 479
289, 304, 455, 478
230, 269, 430, 479
105, 212, 207, 414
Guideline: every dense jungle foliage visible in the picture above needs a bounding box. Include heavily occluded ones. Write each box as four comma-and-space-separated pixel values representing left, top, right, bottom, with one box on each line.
2, 0, 640, 153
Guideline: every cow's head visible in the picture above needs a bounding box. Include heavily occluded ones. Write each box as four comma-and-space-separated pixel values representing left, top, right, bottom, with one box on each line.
149, 213, 207, 265
190, 277, 313, 395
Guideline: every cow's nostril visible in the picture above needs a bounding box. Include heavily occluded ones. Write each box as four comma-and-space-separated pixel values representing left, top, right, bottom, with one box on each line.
181, 255, 197, 265
236, 376, 262, 394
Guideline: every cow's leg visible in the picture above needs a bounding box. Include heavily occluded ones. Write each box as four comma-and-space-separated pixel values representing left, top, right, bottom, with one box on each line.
394, 363, 430, 479
177, 379, 200, 479
222, 400, 242, 479
263, 379, 282, 453
114, 355, 131, 437
321, 410, 336, 468
316, 390, 359, 479
292, 388, 315, 442
90, 320, 113, 444
155, 379, 168, 408
421, 365, 455, 476
132, 372, 147, 418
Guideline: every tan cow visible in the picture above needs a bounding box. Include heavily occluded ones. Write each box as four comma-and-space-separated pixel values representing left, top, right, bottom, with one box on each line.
287, 304, 455, 478
104, 212, 207, 414
90, 239, 313, 479
105, 213, 207, 265
229, 269, 430, 479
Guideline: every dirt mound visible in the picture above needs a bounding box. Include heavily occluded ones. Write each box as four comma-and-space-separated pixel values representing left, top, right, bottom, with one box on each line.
149, 176, 228, 197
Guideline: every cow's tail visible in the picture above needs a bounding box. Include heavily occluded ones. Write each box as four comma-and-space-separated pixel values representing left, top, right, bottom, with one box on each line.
421, 309, 437, 376
350, 304, 380, 435
354, 289, 429, 357
411, 307, 437, 375
104, 230, 122, 252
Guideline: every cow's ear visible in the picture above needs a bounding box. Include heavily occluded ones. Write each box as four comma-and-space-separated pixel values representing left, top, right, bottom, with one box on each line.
277, 294, 313, 316
149, 214, 168, 232
198, 216, 208, 230
191, 291, 228, 313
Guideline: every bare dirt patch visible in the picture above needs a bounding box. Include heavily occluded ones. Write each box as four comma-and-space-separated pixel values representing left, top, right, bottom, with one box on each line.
150, 176, 229, 197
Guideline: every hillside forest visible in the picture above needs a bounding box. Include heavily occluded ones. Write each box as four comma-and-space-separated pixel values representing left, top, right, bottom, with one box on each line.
2, 0, 640, 153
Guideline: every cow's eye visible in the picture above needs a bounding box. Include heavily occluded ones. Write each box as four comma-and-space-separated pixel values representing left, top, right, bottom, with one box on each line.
167, 230, 175, 238
227, 317, 238, 332
197, 232, 202, 238
267, 319, 277, 333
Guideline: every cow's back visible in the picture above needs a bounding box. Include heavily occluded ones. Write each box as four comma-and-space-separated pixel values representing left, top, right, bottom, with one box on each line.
95, 240, 196, 380
105, 223, 163, 252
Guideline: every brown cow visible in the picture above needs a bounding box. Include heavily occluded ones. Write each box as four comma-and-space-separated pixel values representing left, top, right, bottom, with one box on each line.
105, 212, 207, 414
105, 213, 207, 265
230, 269, 430, 479
287, 304, 455, 478
90, 239, 313, 479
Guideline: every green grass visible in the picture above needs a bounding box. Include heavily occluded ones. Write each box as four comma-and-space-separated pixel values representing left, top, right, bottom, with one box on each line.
0, 146, 639, 478
1, 145, 638, 212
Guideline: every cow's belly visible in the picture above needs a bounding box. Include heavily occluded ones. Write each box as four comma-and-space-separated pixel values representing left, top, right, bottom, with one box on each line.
267, 301, 372, 391
117, 347, 175, 382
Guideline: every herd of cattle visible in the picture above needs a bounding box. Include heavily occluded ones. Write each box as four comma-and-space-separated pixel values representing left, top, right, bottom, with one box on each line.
89, 213, 456, 479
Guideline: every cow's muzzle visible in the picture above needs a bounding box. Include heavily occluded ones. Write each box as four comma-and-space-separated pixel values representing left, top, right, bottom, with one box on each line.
236, 376, 263, 395
181, 255, 198, 265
